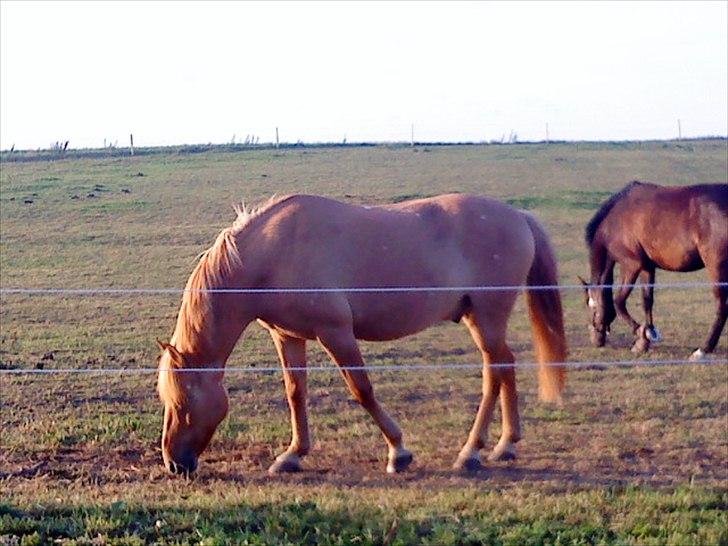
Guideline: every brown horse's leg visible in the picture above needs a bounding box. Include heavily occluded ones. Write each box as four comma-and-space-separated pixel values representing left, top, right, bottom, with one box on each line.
613, 265, 647, 352
615, 266, 640, 332
268, 332, 310, 474
639, 268, 662, 343
693, 260, 728, 358
454, 312, 517, 471
317, 327, 412, 474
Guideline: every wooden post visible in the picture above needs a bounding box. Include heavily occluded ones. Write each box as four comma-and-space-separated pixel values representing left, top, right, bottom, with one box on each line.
130, 133, 134, 156
410, 124, 414, 147
677, 119, 682, 140
275, 127, 279, 149
545, 123, 549, 143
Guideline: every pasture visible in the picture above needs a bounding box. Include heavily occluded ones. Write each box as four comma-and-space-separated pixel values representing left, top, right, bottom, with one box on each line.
1, 140, 727, 545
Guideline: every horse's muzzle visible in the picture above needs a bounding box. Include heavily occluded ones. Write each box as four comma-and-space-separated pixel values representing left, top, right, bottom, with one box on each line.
166, 454, 198, 476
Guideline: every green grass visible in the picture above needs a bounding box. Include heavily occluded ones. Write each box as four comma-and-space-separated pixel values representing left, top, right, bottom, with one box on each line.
1, 140, 727, 544
1, 485, 726, 545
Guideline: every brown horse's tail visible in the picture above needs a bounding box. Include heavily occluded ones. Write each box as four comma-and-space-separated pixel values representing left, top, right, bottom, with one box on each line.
523, 212, 568, 403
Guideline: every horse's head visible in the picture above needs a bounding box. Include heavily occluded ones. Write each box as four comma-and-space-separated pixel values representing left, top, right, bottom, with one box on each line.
578, 276, 616, 347
157, 341, 229, 476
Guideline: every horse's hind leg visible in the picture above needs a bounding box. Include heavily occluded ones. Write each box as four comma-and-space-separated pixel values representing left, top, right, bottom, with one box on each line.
692, 259, 728, 360
268, 331, 310, 474
489, 361, 520, 462
454, 310, 519, 471
317, 327, 412, 474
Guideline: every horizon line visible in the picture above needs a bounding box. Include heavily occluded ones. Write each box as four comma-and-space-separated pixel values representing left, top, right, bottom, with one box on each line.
2, 135, 727, 157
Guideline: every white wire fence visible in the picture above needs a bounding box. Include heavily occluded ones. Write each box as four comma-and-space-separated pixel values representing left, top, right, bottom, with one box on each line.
1, 280, 725, 376
1, 281, 726, 295
0, 358, 725, 376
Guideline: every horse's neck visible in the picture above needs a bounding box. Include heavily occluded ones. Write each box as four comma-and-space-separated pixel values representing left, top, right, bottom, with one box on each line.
589, 240, 614, 285
172, 295, 249, 368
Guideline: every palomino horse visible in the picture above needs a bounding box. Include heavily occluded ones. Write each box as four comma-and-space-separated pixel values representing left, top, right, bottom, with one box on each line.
580, 181, 727, 358
157, 194, 567, 476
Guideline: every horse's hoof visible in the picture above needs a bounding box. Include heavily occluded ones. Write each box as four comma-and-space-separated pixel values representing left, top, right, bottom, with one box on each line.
630, 339, 650, 354
645, 326, 662, 343
688, 348, 707, 362
453, 454, 483, 472
268, 454, 303, 475
386, 449, 413, 474
487, 444, 517, 462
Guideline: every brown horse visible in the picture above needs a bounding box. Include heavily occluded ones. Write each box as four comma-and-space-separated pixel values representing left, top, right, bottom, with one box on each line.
157, 194, 567, 476
580, 181, 727, 358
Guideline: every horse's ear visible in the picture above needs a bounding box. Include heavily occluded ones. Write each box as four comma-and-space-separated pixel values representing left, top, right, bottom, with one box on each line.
156, 339, 184, 364
577, 276, 591, 306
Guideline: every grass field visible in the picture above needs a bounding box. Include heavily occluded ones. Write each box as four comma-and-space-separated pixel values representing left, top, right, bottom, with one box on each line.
1, 140, 727, 545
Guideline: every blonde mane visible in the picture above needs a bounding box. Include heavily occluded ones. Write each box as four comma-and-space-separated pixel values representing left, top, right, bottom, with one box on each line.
158, 196, 290, 407
171, 195, 290, 355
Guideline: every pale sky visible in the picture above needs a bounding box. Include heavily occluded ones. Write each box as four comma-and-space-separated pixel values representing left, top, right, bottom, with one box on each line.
1, 1, 726, 150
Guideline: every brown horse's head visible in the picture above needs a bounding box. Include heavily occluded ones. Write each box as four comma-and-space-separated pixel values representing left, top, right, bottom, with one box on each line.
157, 342, 228, 476
578, 276, 616, 347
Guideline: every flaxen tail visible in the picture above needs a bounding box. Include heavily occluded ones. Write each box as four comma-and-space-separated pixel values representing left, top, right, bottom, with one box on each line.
523, 212, 567, 403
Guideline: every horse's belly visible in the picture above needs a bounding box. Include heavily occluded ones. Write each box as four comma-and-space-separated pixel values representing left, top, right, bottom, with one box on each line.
647, 247, 704, 272
350, 294, 459, 341
352, 319, 437, 342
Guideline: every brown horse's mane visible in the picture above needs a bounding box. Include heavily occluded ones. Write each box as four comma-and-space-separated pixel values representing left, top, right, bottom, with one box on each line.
171, 195, 292, 355
585, 181, 653, 246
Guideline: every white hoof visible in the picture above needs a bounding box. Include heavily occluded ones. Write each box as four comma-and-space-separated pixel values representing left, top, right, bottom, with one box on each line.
688, 349, 706, 362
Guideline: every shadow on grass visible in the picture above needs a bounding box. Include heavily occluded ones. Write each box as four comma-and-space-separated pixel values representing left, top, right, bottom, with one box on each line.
0, 497, 622, 546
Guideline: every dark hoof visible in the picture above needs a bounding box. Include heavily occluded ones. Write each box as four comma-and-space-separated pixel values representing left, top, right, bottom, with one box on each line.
453, 456, 484, 472
488, 449, 517, 462
268, 456, 302, 475
387, 450, 413, 474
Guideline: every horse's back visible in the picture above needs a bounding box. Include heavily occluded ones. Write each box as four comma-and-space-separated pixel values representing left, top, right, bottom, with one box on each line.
256, 193, 535, 280
603, 182, 727, 271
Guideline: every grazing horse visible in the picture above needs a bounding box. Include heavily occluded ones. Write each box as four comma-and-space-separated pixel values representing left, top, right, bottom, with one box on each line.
580, 181, 727, 358
157, 194, 567, 476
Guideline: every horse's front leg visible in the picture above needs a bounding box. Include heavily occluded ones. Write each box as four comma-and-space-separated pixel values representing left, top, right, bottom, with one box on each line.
614, 266, 645, 352
317, 326, 412, 474
268, 332, 310, 474
638, 268, 662, 345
